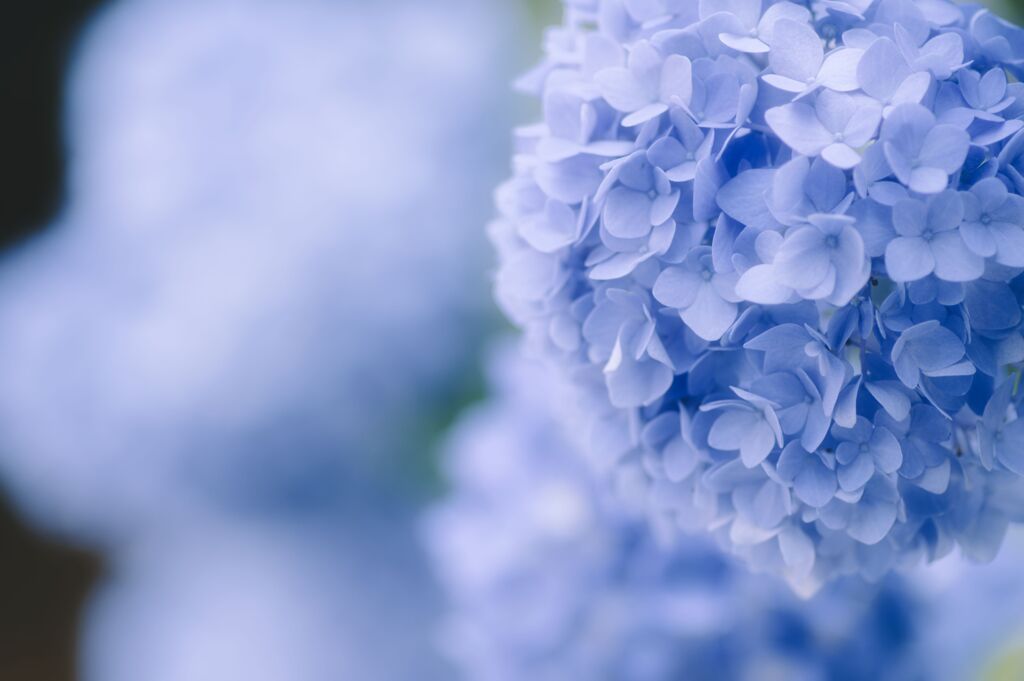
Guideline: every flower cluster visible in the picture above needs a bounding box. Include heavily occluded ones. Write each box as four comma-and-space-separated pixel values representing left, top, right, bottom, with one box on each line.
493, 0, 1024, 587
0, 0, 512, 540
427, 346, 925, 680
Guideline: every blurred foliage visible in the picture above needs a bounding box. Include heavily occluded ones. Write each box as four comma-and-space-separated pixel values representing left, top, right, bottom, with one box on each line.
525, 0, 561, 30
995, 0, 1024, 23
983, 644, 1024, 681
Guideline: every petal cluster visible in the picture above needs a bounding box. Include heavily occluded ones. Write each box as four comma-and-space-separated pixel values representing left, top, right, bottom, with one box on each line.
426, 347, 925, 680
494, 0, 1024, 587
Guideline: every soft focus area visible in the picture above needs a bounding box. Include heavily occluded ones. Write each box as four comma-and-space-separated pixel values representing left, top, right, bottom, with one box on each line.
1, 1, 1024, 680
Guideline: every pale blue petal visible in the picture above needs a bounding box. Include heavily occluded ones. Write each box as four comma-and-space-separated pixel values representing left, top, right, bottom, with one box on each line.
869, 427, 903, 474
822, 143, 862, 169
794, 456, 837, 507
769, 19, 823, 83
995, 418, 1024, 475
885, 236, 934, 281
595, 67, 650, 112
708, 408, 758, 450
776, 441, 807, 482
838, 452, 874, 491
735, 264, 792, 304
817, 48, 863, 91
931, 231, 984, 282
991, 222, 1024, 267
536, 157, 604, 204
846, 481, 898, 544
520, 200, 578, 253
778, 524, 815, 573
773, 227, 830, 289
857, 38, 907, 101
653, 265, 702, 308
605, 344, 674, 408
603, 186, 653, 239
681, 283, 737, 341
660, 55, 693, 106
720, 33, 769, 53
753, 480, 790, 529
765, 103, 832, 156
920, 124, 970, 174
663, 435, 700, 482
865, 381, 912, 421
908, 167, 950, 194
716, 169, 778, 229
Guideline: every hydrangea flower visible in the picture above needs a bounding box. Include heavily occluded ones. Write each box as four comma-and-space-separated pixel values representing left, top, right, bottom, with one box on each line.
0, 0, 515, 541
83, 503, 449, 681
426, 345, 926, 680
493, 0, 1024, 588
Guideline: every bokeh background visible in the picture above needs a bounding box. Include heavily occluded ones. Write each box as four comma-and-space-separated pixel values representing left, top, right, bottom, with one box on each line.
1, 1, 1024, 680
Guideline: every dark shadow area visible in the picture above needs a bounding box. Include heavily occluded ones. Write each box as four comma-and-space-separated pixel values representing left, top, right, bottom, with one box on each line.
0, 2, 105, 248
0, 498, 102, 681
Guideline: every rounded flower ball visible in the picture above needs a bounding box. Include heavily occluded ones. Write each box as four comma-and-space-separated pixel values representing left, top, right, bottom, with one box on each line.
0, 0, 515, 540
426, 345, 926, 681
493, 0, 1024, 588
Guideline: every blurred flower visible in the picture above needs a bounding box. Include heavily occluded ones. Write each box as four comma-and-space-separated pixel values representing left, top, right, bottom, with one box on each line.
82, 499, 449, 681
426, 344, 926, 681
0, 0, 516, 541
492, 0, 1024, 589
918, 529, 1024, 681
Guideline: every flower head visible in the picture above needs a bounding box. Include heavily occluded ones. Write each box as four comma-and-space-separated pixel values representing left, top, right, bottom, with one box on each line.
494, 0, 1024, 588
427, 346, 927, 679
0, 0, 513, 540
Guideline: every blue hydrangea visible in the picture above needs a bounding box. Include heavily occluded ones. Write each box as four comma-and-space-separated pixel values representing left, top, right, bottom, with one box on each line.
493, 0, 1024, 588
0, 0, 515, 540
427, 345, 926, 680
83, 502, 450, 681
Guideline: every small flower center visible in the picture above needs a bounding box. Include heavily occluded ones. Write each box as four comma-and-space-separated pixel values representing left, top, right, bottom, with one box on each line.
833, 132, 845, 143
825, 235, 839, 249
859, 443, 870, 453
921, 228, 934, 241
981, 213, 992, 225
648, 189, 658, 200
701, 269, 713, 282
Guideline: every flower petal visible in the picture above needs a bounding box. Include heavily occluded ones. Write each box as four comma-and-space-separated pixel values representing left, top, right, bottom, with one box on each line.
680, 283, 737, 341
765, 103, 832, 156
794, 456, 837, 507
885, 236, 934, 281
603, 186, 653, 239
769, 19, 824, 83
931, 231, 984, 282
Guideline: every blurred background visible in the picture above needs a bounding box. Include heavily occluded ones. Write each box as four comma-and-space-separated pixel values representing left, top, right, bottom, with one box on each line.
1, 1, 1024, 680
0, 1, 530, 677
